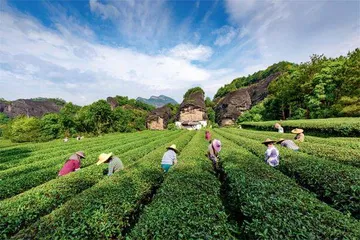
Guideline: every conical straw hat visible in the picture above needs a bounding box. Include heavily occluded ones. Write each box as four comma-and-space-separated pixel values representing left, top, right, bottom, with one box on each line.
262, 138, 276, 144
291, 128, 304, 134
76, 151, 86, 158
167, 144, 178, 153
97, 152, 113, 165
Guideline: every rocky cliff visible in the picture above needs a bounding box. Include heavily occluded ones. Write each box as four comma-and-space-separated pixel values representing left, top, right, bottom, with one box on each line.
0, 99, 65, 118
146, 105, 172, 130
215, 73, 280, 126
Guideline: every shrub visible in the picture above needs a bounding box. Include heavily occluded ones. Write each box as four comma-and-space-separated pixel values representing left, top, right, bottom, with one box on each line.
216, 135, 360, 239
217, 129, 360, 219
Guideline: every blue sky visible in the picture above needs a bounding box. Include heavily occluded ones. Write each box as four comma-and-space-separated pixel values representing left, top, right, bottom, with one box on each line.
0, 0, 359, 105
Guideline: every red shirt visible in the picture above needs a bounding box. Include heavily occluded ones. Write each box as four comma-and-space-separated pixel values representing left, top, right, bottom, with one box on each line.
58, 159, 80, 176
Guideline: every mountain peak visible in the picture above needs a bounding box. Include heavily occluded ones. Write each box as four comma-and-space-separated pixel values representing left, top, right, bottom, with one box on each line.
137, 95, 177, 108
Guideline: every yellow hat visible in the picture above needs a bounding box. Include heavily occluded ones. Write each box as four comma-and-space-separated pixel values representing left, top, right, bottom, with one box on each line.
166, 144, 178, 153
276, 138, 285, 144
291, 128, 304, 134
96, 152, 113, 165
262, 138, 276, 145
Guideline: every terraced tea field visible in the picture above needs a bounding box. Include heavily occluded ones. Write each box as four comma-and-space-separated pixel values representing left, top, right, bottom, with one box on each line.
1, 129, 359, 239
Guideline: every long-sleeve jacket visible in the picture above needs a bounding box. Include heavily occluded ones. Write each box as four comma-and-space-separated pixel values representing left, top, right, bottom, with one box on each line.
108, 156, 124, 176
161, 150, 177, 165
264, 146, 279, 167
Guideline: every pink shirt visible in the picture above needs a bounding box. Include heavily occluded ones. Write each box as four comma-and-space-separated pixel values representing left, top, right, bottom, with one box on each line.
205, 132, 211, 141
58, 159, 80, 176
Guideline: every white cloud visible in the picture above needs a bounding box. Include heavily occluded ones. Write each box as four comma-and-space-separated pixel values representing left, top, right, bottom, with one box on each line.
217, 0, 360, 70
89, 0, 120, 20
89, 0, 171, 46
225, 0, 258, 21
213, 25, 237, 46
168, 43, 213, 62
0, 7, 230, 104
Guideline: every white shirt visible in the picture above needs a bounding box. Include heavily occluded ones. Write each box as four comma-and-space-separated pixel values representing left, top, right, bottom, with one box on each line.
264, 146, 279, 167
161, 150, 177, 165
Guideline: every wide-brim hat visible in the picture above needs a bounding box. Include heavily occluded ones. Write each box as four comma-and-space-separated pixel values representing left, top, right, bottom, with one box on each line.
167, 144, 178, 153
291, 128, 304, 134
76, 151, 86, 158
97, 152, 113, 165
262, 138, 276, 145
212, 139, 221, 152
276, 138, 285, 144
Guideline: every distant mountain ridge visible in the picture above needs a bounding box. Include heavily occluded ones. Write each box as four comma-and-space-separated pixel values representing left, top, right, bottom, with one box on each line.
137, 95, 177, 107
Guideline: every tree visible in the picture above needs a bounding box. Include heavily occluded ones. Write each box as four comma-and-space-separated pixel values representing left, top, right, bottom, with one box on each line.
75, 106, 94, 134
112, 107, 135, 132
237, 103, 264, 123
88, 100, 113, 134
0, 113, 9, 137
183, 87, 205, 99
41, 113, 61, 140
205, 97, 214, 108
59, 102, 80, 135
7, 116, 43, 142
207, 107, 216, 124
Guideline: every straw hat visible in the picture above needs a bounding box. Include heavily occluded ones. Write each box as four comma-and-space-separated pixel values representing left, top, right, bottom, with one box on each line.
97, 152, 113, 165
167, 144, 178, 153
276, 138, 285, 144
262, 138, 276, 145
76, 151, 86, 158
291, 128, 304, 134
212, 139, 222, 152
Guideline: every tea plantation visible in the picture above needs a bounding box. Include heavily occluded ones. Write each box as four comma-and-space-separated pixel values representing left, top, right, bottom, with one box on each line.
0, 128, 359, 239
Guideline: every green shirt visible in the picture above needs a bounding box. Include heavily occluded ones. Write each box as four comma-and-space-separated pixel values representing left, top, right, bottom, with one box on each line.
108, 156, 124, 176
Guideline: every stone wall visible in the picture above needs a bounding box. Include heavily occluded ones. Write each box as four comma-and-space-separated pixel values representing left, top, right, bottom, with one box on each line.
179, 107, 205, 122
221, 119, 235, 126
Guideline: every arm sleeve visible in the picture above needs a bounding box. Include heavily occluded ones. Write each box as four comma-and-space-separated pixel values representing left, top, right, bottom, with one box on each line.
74, 160, 80, 170
208, 144, 215, 156
172, 151, 177, 164
108, 161, 114, 176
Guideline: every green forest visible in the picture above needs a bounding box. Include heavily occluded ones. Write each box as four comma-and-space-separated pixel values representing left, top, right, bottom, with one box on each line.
1, 49, 359, 143
1, 97, 157, 143
215, 48, 360, 122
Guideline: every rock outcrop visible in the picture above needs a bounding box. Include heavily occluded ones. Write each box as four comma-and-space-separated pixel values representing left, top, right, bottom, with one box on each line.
175, 90, 207, 130
106, 97, 119, 110
215, 73, 280, 126
0, 99, 64, 118
146, 106, 171, 130
177, 91, 207, 123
